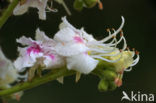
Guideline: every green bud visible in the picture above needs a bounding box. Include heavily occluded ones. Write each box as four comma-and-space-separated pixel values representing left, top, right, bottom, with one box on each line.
108, 81, 117, 91
97, 60, 116, 71
73, 0, 84, 11
98, 79, 108, 92
83, 0, 97, 8
101, 70, 117, 81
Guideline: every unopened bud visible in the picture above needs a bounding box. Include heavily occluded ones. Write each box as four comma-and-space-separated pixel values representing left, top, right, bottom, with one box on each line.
98, 79, 108, 92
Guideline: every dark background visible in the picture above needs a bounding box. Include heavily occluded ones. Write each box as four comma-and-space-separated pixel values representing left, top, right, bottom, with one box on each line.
0, 0, 156, 103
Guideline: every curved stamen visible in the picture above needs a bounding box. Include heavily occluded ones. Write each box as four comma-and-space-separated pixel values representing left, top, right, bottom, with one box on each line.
89, 48, 116, 53
131, 51, 135, 57
91, 52, 122, 63
99, 16, 125, 43
60, 0, 71, 15
92, 50, 121, 57
130, 54, 140, 66
124, 67, 132, 72
105, 36, 124, 46
121, 36, 127, 51
89, 37, 117, 53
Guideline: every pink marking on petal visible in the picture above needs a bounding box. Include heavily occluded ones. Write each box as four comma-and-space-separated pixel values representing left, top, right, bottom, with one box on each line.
27, 43, 42, 55
73, 36, 84, 43
49, 54, 55, 60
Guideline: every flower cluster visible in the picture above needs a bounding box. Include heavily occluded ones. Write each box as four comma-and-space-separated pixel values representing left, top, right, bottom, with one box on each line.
0, 0, 140, 102
13, 16, 139, 79
12, 0, 103, 20
0, 17, 139, 100
12, 0, 71, 20
0, 48, 23, 101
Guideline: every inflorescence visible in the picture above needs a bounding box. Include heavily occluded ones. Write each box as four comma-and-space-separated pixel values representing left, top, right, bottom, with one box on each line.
0, 0, 139, 102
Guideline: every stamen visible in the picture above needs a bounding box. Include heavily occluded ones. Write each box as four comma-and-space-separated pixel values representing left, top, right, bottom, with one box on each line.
106, 28, 110, 32
100, 16, 125, 42
126, 46, 130, 50
124, 67, 133, 72
56, 0, 71, 15
105, 35, 123, 46
97, 0, 103, 10
120, 30, 123, 37
121, 36, 127, 50
132, 48, 135, 51
91, 52, 122, 63
20, 0, 27, 6
91, 50, 120, 57
130, 54, 140, 66
135, 50, 140, 55
89, 48, 116, 53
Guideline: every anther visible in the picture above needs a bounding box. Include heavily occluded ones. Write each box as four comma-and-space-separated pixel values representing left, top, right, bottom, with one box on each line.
126, 46, 130, 50
112, 28, 115, 31
97, 0, 103, 10
135, 50, 140, 55
20, 0, 27, 6
132, 48, 135, 51
106, 28, 110, 32
112, 35, 116, 38
118, 69, 124, 74
120, 32, 123, 37
119, 49, 122, 52
120, 30, 123, 36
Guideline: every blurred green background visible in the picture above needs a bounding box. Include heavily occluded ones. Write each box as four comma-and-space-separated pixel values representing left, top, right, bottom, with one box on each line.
0, 0, 156, 103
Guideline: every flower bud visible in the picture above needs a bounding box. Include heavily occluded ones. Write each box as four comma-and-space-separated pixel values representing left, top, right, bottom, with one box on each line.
107, 81, 117, 91
98, 79, 108, 92
73, 0, 84, 11
84, 0, 97, 8
101, 70, 117, 81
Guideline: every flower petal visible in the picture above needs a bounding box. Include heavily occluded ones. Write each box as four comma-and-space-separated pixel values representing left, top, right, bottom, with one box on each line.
13, 0, 48, 20
55, 43, 88, 56
13, 3, 29, 15
54, 27, 76, 43
59, 17, 76, 30
0, 48, 17, 86
43, 54, 65, 69
16, 36, 34, 46
66, 53, 99, 74
35, 28, 56, 46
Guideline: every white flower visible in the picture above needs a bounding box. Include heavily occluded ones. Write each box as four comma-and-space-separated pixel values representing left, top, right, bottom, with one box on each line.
14, 28, 64, 71
66, 53, 98, 74
54, 16, 139, 74
53, 17, 99, 74
0, 48, 18, 87
13, 0, 48, 20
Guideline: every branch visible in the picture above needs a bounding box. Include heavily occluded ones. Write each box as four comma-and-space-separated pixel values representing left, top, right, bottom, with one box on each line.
0, 0, 19, 28
0, 68, 75, 96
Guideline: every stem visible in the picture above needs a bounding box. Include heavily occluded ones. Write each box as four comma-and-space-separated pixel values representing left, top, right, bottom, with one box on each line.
0, 0, 19, 28
0, 68, 75, 96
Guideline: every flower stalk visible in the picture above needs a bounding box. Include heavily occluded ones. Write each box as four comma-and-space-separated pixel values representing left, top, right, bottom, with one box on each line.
0, 68, 75, 97
0, 0, 19, 28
